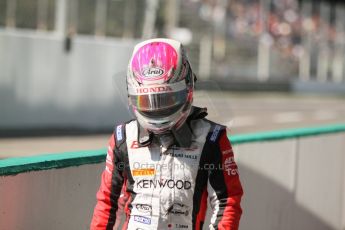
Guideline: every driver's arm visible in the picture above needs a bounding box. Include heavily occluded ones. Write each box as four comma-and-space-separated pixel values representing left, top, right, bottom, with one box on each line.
91, 135, 126, 230
208, 129, 243, 230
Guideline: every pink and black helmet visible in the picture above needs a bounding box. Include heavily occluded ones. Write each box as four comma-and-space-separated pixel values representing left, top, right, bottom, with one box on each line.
127, 38, 194, 134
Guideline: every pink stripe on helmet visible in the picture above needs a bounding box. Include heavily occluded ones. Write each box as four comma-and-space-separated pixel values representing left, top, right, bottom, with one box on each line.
130, 41, 178, 83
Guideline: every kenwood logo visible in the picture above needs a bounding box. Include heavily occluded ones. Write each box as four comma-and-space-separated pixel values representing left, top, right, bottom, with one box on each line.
136, 179, 192, 190
136, 86, 172, 94
142, 67, 164, 78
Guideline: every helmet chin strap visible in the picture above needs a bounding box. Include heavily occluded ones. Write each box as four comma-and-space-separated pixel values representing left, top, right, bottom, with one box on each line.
157, 132, 175, 153
171, 122, 193, 148
156, 122, 193, 154
137, 121, 192, 150
137, 107, 207, 150
137, 121, 153, 147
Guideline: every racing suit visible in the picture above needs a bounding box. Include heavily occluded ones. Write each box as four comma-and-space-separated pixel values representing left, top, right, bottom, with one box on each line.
91, 108, 243, 230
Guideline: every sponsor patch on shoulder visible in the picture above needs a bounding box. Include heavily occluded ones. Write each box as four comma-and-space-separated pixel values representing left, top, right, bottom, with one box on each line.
224, 156, 239, 176
210, 125, 221, 142
116, 125, 123, 141
222, 149, 233, 155
134, 215, 151, 225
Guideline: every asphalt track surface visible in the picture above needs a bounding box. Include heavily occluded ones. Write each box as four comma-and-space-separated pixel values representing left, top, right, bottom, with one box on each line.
0, 92, 344, 159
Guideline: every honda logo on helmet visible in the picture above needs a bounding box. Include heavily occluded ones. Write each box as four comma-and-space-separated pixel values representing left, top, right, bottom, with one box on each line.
136, 86, 172, 94
142, 67, 164, 78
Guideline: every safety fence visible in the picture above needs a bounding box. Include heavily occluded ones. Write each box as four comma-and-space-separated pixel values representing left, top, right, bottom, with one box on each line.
0, 30, 132, 131
1, 123, 345, 230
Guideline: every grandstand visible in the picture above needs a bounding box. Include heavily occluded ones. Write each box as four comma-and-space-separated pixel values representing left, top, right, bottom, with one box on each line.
0, 0, 344, 83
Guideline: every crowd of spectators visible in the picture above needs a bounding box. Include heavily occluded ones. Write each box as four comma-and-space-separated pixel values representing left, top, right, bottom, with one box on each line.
198, 0, 342, 60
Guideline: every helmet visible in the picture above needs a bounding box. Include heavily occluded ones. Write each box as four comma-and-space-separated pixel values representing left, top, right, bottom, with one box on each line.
127, 38, 194, 134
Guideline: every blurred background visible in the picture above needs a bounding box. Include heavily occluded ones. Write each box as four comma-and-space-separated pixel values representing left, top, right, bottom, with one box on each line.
0, 0, 344, 158
0, 1, 345, 230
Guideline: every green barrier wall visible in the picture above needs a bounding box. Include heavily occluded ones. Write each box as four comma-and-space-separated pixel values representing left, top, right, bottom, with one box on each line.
1, 123, 345, 176
1, 123, 345, 230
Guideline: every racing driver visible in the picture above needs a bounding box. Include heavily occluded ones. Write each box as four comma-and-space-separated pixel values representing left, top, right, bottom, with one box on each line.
91, 38, 243, 230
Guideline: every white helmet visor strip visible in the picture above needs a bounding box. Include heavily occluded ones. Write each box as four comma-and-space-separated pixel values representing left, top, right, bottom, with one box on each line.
128, 81, 187, 112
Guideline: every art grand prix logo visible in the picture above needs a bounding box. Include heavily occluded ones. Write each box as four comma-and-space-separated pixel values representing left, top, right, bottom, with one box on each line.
142, 67, 164, 79
224, 156, 239, 176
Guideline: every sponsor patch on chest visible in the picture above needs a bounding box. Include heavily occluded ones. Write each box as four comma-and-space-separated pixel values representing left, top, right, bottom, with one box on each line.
163, 151, 198, 160
136, 179, 192, 190
166, 203, 190, 216
135, 204, 152, 213
132, 168, 155, 177
134, 215, 151, 225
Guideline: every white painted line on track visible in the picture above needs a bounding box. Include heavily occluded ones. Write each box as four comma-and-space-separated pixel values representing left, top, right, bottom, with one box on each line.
313, 110, 338, 121
226, 116, 257, 128
272, 112, 304, 123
